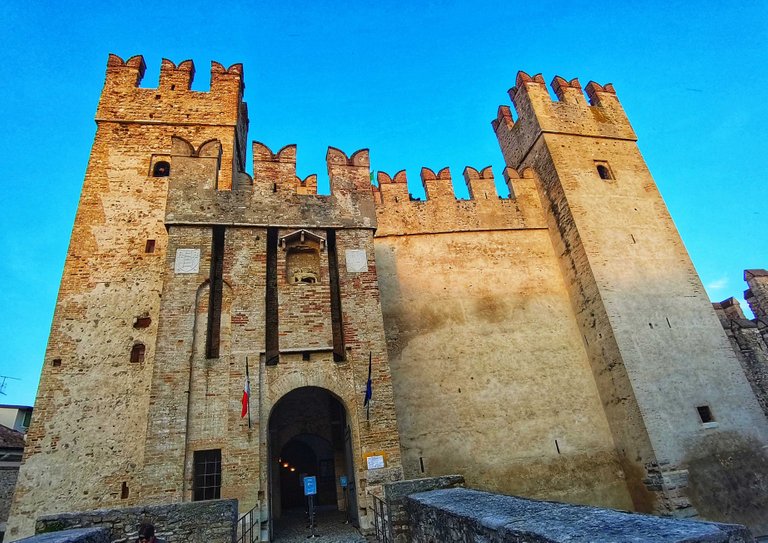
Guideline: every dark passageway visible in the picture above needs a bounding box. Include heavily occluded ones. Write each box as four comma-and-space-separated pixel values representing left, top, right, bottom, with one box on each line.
269, 386, 361, 540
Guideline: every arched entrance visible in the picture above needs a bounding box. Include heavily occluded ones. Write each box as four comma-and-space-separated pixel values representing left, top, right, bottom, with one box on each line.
268, 386, 359, 537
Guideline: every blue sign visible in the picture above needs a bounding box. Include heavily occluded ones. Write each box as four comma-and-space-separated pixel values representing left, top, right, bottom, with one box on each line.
340, 475, 348, 488
303, 476, 317, 496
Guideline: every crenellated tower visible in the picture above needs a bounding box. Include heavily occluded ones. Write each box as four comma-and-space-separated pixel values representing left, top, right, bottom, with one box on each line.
493, 71, 768, 528
141, 139, 402, 533
7, 54, 247, 538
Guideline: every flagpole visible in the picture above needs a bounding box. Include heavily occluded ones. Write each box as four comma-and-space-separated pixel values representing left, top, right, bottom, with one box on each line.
246, 357, 252, 429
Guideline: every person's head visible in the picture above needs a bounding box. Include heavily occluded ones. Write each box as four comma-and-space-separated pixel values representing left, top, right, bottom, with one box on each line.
137, 523, 155, 542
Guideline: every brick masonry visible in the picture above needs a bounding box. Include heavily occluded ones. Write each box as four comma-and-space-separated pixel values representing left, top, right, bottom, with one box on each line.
7, 57, 768, 540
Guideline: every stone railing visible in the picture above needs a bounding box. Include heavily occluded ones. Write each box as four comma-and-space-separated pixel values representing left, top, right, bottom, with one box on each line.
29, 499, 237, 543
404, 488, 754, 543
375, 475, 465, 543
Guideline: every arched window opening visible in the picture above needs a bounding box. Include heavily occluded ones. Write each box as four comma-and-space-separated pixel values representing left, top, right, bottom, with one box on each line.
130, 343, 146, 363
152, 161, 170, 177
286, 246, 320, 284
595, 162, 613, 180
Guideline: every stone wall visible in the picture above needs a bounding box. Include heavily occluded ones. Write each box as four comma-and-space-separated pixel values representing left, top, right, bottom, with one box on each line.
380, 475, 464, 543
34, 499, 237, 543
375, 165, 633, 509
1, 468, 19, 527
714, 296, 768, 419
404, 488, 755, 543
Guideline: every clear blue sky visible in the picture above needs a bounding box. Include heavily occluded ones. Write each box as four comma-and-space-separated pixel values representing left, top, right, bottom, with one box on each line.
1, 1, 766, 405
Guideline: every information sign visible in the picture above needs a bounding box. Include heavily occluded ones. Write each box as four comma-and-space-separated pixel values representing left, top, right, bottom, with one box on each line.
340, 475, 348, 487
366, 455, 385, 470
303, 475, 317, 496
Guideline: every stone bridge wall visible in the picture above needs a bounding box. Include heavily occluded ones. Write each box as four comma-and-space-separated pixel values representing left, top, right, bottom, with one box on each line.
32, 499, 237, 543
403, 488, 754, 543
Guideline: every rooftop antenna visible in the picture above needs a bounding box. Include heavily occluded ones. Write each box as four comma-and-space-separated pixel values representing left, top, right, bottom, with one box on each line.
0, 376, 20, 396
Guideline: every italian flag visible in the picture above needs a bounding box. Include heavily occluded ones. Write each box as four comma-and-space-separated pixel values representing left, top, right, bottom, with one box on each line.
241, 359, 251, 418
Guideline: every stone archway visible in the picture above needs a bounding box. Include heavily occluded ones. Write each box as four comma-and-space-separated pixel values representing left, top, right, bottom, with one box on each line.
267, 386, 359, 533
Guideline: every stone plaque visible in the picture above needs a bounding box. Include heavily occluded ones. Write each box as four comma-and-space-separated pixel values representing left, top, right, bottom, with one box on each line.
174, 248, 201, 274
345, 249, 368, 273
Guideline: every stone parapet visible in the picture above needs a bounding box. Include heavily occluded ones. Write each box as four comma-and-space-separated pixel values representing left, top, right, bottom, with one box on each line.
15, 528, 109, 543
378, 475, 464, 543
404, 488, 754, 542
34, 499, 237, 543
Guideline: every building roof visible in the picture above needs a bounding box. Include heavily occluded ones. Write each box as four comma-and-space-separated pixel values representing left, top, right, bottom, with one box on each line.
0, 424, 26, 449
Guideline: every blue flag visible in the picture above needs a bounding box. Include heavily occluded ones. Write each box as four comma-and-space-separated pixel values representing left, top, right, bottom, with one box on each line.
364, 352, 372, 419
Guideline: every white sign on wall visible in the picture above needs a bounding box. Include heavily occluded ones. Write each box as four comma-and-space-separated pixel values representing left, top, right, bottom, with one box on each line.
366, 455, 385, 470
345, 249, 368, 273
174, 248, 201, 274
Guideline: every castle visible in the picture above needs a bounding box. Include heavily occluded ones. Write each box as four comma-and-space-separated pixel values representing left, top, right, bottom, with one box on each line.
7, 54, 768, 540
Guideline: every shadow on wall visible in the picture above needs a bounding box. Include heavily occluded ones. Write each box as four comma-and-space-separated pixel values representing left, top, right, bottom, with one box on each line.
686, 431, 768, 536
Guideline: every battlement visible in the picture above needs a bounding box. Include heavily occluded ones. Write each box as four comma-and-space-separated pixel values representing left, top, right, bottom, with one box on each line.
493, 71, 636, 168
166, 143, 376, 230
96, 54, 243, 126
374, 166, 545, 237
744, 269, 768, 323
251, 142, 370, 197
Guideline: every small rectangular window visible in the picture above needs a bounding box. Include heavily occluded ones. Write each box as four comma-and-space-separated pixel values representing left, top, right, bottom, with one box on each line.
193, 449, 222, 501
697, 405, 714, 423
145, 240, 156, 253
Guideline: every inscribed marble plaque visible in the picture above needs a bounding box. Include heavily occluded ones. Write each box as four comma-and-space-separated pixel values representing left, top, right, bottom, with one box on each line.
174, 249, 200, 274
345, 249, 368, 273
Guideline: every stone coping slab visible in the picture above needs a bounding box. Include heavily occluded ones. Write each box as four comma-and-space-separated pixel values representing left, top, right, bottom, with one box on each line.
405, 488, 753, 542
15, 527, 109, 543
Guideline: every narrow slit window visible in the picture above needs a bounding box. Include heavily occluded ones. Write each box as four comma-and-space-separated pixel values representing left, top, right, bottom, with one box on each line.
328, 229, 345, 362
145, 239, 156, 253
152, 161, 170, 177
265, 228, 279, 365
206, 227, 225, 359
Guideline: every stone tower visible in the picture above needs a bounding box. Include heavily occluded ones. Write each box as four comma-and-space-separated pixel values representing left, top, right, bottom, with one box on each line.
7, 55, 246, 537
8, 55, 402, 539
138, 139, 403, 526
493, 72, 768, 529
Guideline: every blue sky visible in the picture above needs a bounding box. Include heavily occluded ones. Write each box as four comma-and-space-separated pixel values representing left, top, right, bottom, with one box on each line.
1, 1, 766, 405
